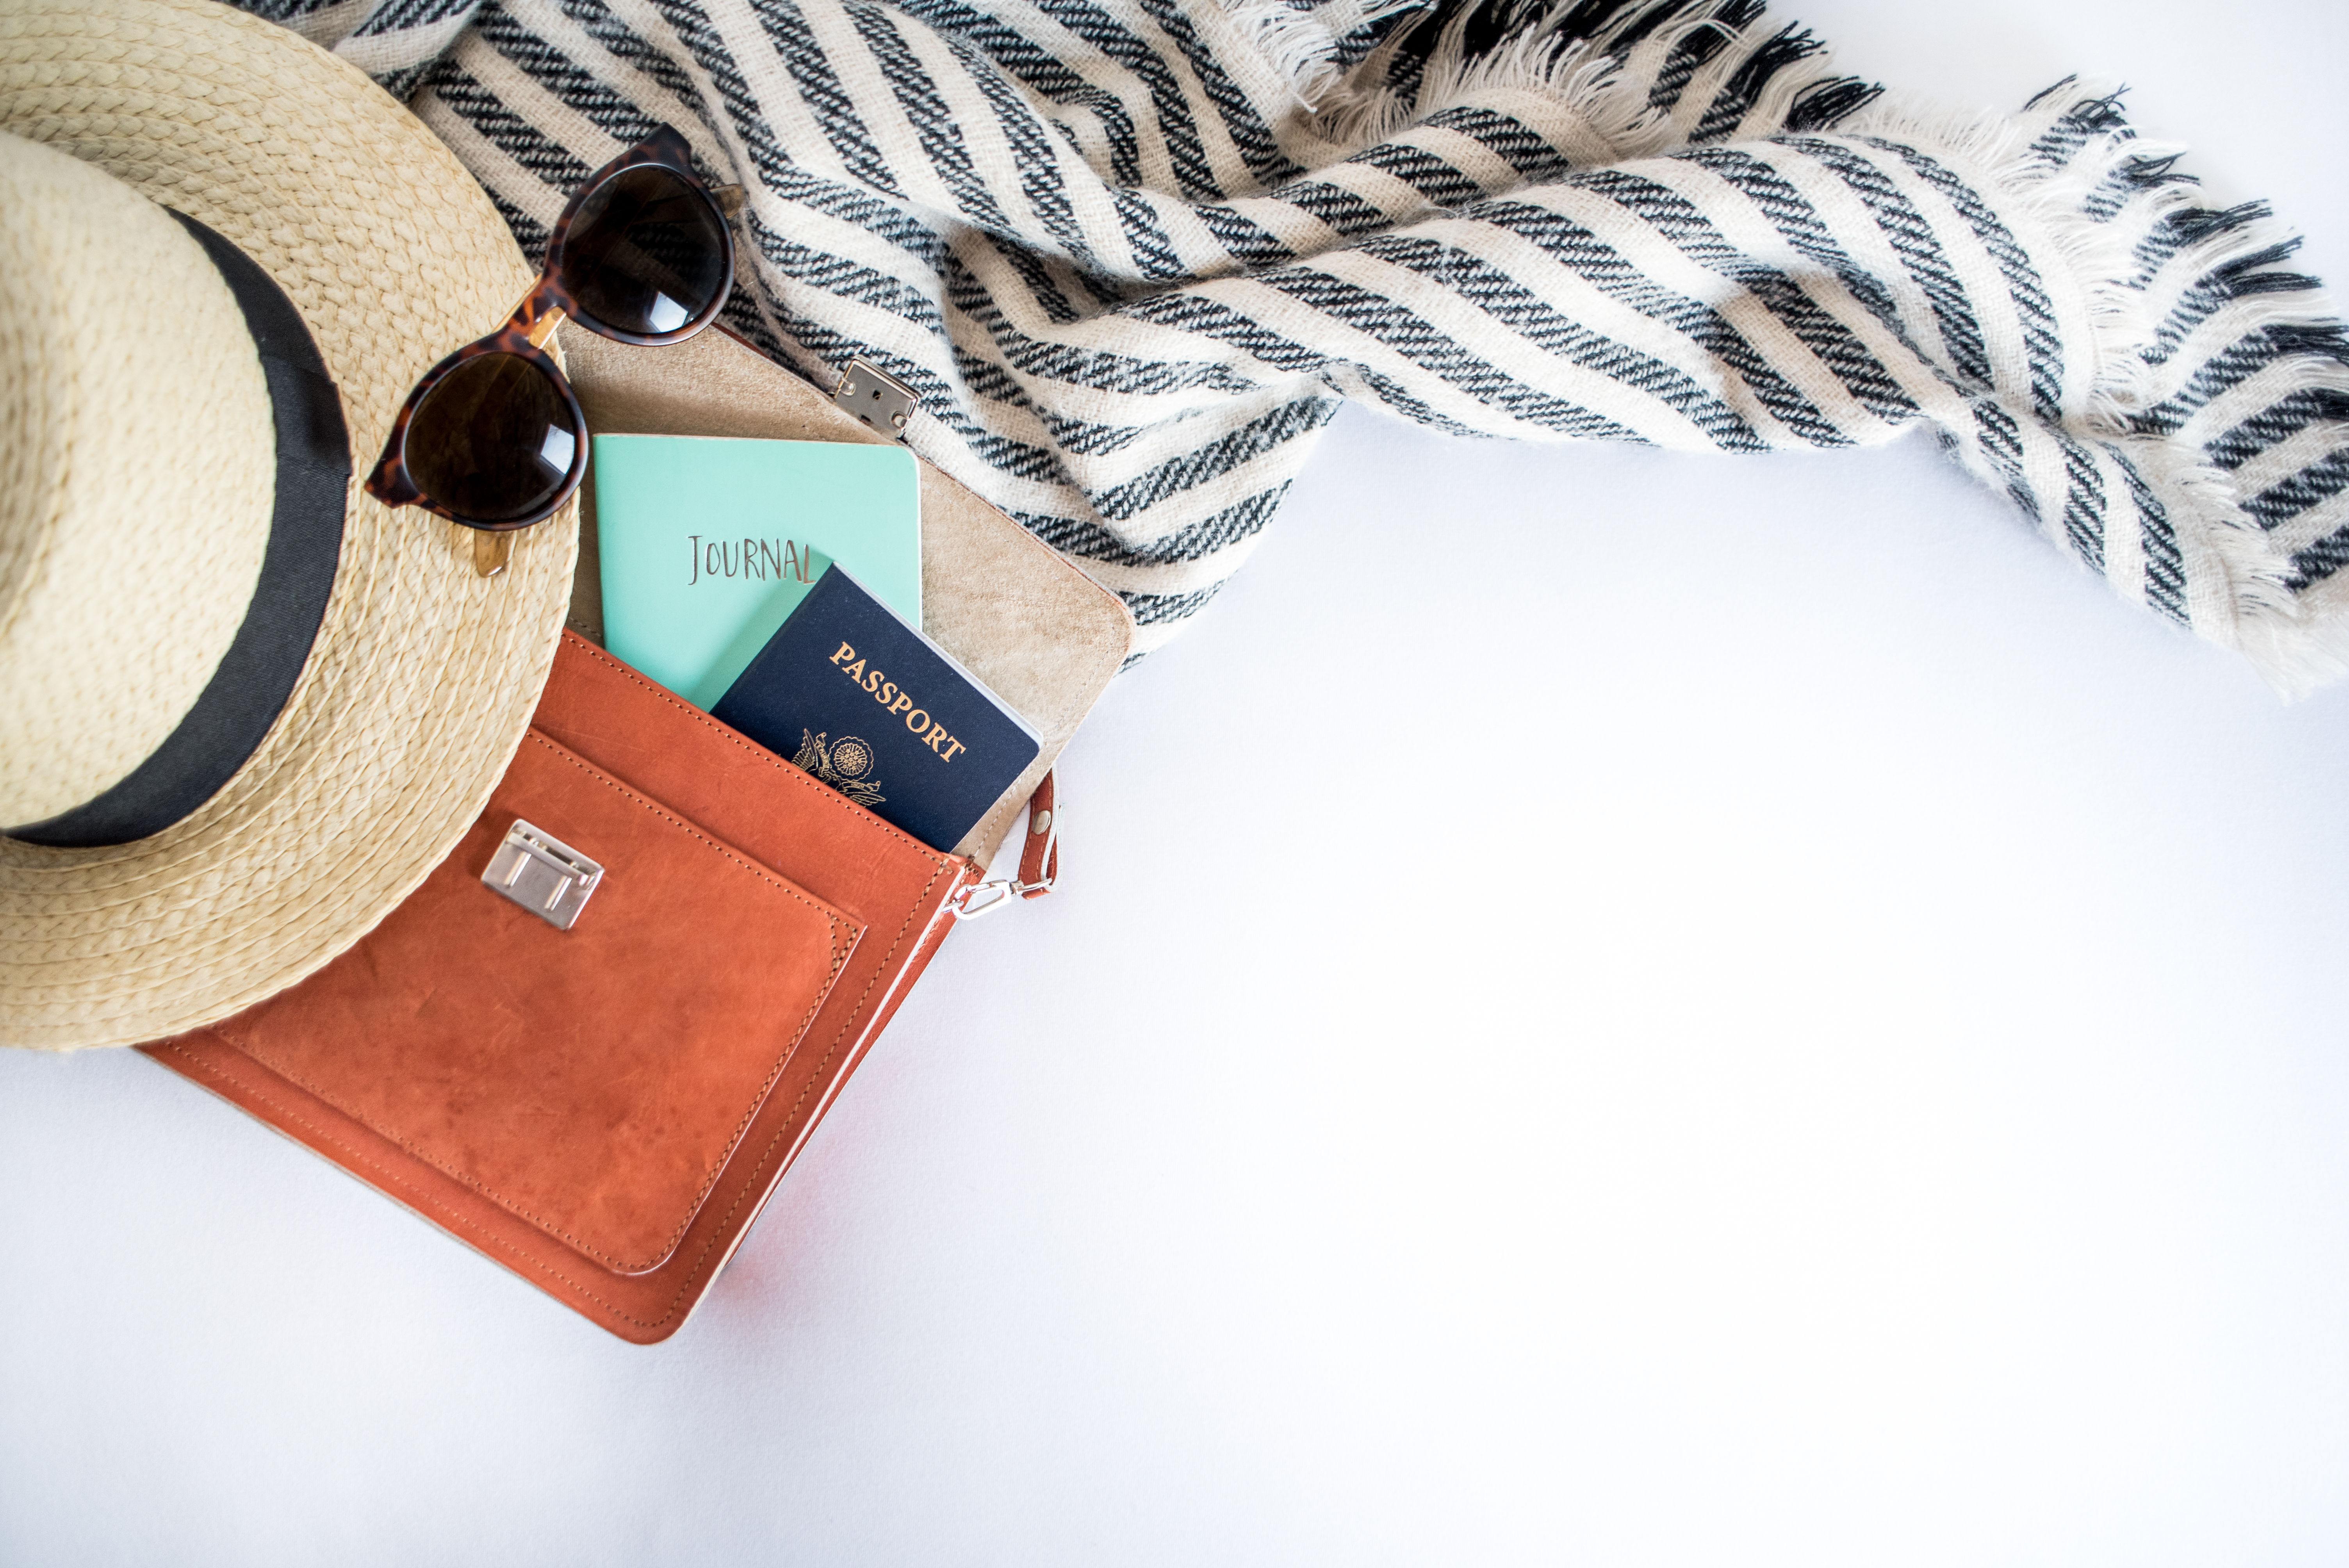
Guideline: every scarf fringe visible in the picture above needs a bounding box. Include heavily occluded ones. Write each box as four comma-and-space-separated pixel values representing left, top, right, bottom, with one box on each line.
1847, 81, 2349, 695
1215, 0, 1428, 110
1288, 0, 1862, 159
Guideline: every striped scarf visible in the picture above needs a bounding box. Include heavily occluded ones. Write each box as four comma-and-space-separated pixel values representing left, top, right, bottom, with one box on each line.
248, 0, 2349, 685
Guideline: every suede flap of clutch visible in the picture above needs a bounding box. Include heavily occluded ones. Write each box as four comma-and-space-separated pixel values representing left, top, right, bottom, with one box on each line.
202, 730, 865, 1276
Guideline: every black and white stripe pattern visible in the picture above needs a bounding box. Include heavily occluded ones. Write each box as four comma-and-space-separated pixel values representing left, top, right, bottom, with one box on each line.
246, 0, 2349, 681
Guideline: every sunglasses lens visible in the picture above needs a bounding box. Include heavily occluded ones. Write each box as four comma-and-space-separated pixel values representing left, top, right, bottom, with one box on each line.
406, 352, 579, 525
565, 166, 729, 338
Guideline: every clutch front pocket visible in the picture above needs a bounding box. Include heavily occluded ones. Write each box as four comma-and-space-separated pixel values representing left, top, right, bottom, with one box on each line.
215, 729, 865, 1276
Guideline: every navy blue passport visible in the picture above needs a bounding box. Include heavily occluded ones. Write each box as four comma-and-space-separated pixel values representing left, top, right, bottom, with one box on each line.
711, 566, 1041, 852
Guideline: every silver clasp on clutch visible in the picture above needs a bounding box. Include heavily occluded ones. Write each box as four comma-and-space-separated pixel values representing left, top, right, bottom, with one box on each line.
831, 356, 918, 440
481, 819, 605, 931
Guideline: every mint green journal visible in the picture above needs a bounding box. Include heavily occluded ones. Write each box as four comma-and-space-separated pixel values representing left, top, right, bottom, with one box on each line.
593, 434, 921, 709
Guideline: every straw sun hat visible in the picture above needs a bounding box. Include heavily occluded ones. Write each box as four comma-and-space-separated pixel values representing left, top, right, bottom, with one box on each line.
0, 0, 576, 1049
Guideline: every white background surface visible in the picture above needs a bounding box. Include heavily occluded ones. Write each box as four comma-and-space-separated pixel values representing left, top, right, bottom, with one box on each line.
7, 2, 2348, 1563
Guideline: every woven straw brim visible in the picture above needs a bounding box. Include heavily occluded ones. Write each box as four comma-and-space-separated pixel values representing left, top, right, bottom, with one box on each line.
0, 0, 577, 1050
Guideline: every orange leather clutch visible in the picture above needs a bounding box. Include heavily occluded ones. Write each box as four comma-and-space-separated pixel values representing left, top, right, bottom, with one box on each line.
144, 633, 988, 1343
139, 327, 1128, 1343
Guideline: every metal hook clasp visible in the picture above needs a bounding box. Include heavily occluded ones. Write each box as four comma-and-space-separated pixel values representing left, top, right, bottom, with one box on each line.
950, 880, 1015, 920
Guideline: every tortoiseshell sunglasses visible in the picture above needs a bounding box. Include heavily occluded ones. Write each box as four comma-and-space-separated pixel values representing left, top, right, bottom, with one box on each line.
365, 126, 735, 571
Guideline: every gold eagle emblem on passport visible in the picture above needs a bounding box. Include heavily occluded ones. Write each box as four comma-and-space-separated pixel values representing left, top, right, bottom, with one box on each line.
795, 729, 886, 809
